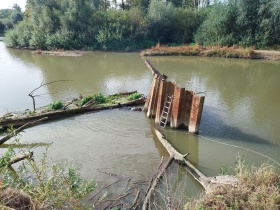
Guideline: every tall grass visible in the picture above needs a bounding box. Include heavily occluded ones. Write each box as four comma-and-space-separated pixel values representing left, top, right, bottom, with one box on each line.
185, 158, 280, 210
0, 137, 96, 209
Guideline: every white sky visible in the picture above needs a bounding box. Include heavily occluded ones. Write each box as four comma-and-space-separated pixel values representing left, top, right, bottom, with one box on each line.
0, 0, 27, 10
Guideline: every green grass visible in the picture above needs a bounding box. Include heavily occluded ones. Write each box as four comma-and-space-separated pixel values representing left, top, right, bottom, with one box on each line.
48, 100, 64, 110
128, 92, 142, 100
0, 138, 96, 209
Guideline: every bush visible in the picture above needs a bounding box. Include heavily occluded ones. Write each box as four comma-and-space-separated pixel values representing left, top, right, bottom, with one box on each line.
48, 100, 63, 110
0, 140, 96, 209
78, 95, 94, 106
128, 92, 142, 100
185, 157, 280, 210
79, 93, 108, 106
94, 93, 107, 104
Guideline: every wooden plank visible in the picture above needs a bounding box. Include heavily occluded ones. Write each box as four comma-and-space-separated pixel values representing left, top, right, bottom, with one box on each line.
155, 80, 166, 124
170, 87, 183, 128
147, 77, 160, 117
188, 95, 205, 134
143, 75, 156, 112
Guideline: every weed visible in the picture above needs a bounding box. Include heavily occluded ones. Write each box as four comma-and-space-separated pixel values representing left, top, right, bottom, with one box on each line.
186, 157, 280, 210
0, 138, 96, 209
128, 92, 142, 100
48, 100, 64, 110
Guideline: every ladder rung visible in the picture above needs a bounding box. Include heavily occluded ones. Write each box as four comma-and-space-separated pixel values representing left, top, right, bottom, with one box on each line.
161, 116, 167, 119
163, 111, 168, 114
166, 101, 171, 104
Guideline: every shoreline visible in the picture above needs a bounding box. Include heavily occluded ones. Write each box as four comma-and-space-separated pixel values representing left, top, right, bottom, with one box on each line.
141, 45, 280, 61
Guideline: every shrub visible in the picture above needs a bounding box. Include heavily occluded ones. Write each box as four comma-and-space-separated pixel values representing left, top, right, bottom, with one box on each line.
78, 95, 94, 106
79, 93, 107, 106
48, 100, 63, 110
94, 93, 107, 104
0, 141, 96, 209
128, 92, 142, 100
185, 158, 280, 210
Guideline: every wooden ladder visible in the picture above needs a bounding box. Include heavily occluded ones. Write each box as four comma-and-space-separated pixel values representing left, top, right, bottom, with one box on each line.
159, 95, 173, 128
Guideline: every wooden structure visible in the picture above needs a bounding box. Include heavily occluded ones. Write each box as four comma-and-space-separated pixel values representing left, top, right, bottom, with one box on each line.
144, 60, 205, 134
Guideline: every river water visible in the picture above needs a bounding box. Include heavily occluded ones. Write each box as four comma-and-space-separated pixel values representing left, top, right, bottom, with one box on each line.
1, 41, 280, 198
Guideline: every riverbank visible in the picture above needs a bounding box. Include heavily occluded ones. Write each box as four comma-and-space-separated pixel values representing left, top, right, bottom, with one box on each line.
141, 44, 280, 61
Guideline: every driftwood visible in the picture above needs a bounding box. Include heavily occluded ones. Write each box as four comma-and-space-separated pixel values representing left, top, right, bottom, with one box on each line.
28, 80, 72, 111
7, 152, 33, 167
144, 60, 167, 80
142, 156, 173, 210
152, 129, 239, 195
0, 117, 48, 145
0, 95, 145, 130
154, 129, 210, 190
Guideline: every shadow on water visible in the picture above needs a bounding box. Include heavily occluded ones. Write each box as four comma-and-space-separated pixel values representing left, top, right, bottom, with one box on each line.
200, 105, 274, 146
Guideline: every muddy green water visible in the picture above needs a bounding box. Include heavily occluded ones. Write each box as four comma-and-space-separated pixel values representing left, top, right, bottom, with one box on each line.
1, 42, 280, 198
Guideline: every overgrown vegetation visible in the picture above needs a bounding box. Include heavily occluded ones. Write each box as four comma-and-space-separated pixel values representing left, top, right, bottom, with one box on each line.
48, 100, 64, 110
0, 138, 96, 209
3, 0, 279, 50
185, 158, 280, 210
78, 93, 108, 106
142, 44, 255, 58
128, 92, 142, 100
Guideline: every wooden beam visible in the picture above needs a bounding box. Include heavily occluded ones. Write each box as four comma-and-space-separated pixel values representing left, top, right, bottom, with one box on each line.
188, 95, 205, 134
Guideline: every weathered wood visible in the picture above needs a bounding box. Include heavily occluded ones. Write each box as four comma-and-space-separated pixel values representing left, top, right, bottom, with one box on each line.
189, 95, 205, 134
144, 59, 167, 80
155, 80, 166, 124
170, 87, 184, 128
0, 97, 145, 130
147, 77, 160, 117
0, 117, 48, 145
142, 156, 174, 210
7, 152, 33, 166
154, 129, 210, 190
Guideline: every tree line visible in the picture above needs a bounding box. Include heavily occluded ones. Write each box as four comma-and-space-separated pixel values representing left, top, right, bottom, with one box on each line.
2, 0, 280, 50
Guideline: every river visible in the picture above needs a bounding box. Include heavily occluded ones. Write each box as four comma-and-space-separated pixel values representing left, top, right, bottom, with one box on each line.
1, 41, 280, 199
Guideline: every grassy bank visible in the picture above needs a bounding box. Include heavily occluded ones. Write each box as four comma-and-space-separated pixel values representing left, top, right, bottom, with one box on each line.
141, 44, 280, 60
185, 159, 280, 210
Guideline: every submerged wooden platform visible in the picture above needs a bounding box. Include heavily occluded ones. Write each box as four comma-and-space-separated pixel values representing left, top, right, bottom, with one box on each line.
0, 91, 145, 130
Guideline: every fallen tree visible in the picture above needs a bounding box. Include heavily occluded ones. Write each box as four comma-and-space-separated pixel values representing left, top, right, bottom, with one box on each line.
142, 128, 240, 209
0, 91, 145, 130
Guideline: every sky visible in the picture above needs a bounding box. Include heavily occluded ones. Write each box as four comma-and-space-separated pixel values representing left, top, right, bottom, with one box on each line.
0, 0, 27, 10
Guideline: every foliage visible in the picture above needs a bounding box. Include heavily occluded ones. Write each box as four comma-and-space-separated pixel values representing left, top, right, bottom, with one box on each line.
0, 138, 96, 209
186, 157, 280, 209
78, 95, 94, 106
79, 93, 108, 106
128, 92, 142, 100
48, 100, 64, 110
0, 4, 23, 34
3, 0, 280, 50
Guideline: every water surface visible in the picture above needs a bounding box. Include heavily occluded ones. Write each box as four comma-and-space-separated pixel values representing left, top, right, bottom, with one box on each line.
1, 42, 280, 197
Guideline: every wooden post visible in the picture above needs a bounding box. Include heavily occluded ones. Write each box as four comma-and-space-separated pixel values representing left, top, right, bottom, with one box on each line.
155, 80, 167, 124
188, 95, 205, 134
170, 87, 184, 128
146, 76, 160, 117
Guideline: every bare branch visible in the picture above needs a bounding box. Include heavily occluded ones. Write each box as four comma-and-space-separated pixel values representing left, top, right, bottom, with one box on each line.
0, 117, 48, 145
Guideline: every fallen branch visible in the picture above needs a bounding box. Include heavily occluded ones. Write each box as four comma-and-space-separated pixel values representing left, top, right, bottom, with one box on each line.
129, 189, 140, 209
154, 128, 210, 190
0, 117, 48, 145
7, 152, 33, 167
90, 177, 129, 200
144, 60, 168, 80
142, 156, 174, 210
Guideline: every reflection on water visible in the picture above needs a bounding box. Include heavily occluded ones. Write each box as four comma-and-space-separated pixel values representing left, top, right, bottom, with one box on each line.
1, 42, 280, 196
